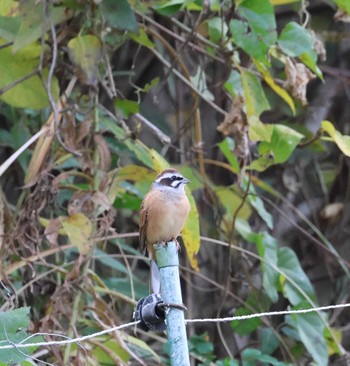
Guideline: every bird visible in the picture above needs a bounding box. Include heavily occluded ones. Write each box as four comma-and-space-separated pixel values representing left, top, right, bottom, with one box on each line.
139, 169, 191, 293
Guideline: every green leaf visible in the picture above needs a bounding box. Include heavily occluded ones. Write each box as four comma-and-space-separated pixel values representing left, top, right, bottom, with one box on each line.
241, 71, 270, 119
258, 233, 279, 302
247, 124, 303, 171
246, 155, 275, 172
278, 21, 322, 78
287, 308, 328, 366
332, 0, 350, 14
0, 307, 42, 363
189, 333, 214, 356
0, 15, 20, 41
190, 67, 214, 101
260, 328, 280, 355
115, 99, 139, 118
299, 50, 322, 79
129, 28, 155, 48
144, 77, 160, 92
217, 137, 240, 173
271, 0, 299, 4
93, 338, 130, 364
207, 17, 228, 43
94, 248, 128, 274
100, 0, 138, 32
278, 22, 313, 57
235, 220, 278, 302
231, 0, 277, 62
224, 70, 242, 97
154, 0, 185, 16
244, 181, 273, 229
231, 307, 262, 336
241, 348, 288, 366
237, 0, 276, 40
99, 113, 155, 168
230, 19, 269, 62
68, 35, 102, 86
13, 1, 68, 52
268, 124, 304, 163
277, 247, 316, 305
114, 186, 142, 210
0, 42, 59, 109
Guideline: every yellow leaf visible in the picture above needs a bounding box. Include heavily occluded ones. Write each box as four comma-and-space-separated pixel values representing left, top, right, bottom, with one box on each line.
148, 149, 170, 172
182, 190, 200, 271
326, 327, 342, 356
321, 120, 336, 137
254, 60, 296, 115
0, 42, 59, 109
322, 120, 350, 157
248, 116, 274, 142
68, 35, 102, 85
241, 71, 270, 118
62, 213, 93, 255
215, 186, 252, 233
107, 165, 155, 204
0, 0, 18, 16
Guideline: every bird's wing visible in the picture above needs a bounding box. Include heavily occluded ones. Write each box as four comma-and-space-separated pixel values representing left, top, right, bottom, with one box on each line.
139, 196, 148, 254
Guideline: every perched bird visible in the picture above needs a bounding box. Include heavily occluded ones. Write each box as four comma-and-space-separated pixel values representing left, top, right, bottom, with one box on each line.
139, 169, 191, 293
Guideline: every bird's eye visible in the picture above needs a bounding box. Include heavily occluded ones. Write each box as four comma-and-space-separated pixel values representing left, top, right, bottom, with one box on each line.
171, 175, 177, 180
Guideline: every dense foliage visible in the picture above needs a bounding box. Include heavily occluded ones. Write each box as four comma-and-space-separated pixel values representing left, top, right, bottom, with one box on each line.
1, 0, 350, 365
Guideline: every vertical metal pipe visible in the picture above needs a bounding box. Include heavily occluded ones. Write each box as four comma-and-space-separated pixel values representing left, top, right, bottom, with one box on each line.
155, 241, 190, 366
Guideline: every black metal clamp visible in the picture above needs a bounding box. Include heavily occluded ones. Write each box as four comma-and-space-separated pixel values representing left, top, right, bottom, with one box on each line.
134, 294, 166, 332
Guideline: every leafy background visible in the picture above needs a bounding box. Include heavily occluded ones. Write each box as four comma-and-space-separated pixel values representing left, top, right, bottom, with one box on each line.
0, 0, 350, 365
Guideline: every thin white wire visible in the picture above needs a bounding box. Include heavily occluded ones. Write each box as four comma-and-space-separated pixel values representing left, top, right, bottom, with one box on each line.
0, 320, 140, 350
185, 302, 350, 323
1, 303, 350, 350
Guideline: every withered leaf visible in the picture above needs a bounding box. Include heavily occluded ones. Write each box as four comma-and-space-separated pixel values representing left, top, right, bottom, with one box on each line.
285, 58, 316, 106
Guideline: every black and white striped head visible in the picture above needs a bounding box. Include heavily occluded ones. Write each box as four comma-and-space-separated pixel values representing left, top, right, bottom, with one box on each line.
153, 169, 189, 193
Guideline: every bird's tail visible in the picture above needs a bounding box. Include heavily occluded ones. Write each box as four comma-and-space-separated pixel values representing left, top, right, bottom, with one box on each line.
150, 259, 161, 294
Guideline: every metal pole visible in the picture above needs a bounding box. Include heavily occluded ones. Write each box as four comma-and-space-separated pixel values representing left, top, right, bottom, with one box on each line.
155, 241, 190, 366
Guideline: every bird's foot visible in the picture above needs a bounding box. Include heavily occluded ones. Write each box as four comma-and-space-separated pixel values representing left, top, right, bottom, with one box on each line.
172, 238, 181, 252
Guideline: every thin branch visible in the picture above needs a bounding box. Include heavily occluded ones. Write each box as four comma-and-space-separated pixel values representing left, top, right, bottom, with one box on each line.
0, 41, 13, 50
150, 47, 226, 115
136, 10, 226, 65
134, 113, 171, 144
0, 128, 47, 178
98, 103, 131, 135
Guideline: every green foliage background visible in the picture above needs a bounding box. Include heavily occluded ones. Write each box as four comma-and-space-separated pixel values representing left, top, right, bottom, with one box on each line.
0, 0, 350, 365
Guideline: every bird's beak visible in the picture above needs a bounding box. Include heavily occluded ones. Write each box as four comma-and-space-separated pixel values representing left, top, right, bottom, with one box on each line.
182, 178, 190, 184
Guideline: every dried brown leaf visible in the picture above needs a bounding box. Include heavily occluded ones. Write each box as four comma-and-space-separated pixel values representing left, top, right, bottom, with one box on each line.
320, 202, 343, 221
76, 118, 92, 144
44, 217, 64, 246
217, 96, 249, 162
91, 191, 112, 211
285, 59, 316, 106
217, 95, 245, 136
94, 134, 111, 171
68, 191, 94, 216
